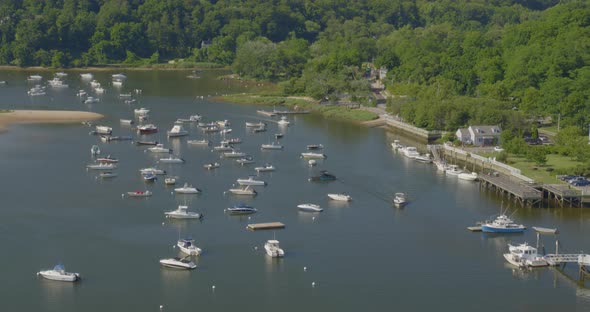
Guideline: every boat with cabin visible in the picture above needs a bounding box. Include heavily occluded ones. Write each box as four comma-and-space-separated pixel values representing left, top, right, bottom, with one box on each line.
237, 176, 266, 186
37, 264, 79, 282
264, 240, 285, 258
159, 156, 185, 164
226, 185, 257, 196
458, 172, 478, 181
236, 156, 255, 165
91, 145, 100, 156
223, 150, 247, 158
159, 257, 197, 270
138, 124, 158, 135
445, 165, 463, 176
481, 214, 526, 233
261, 142, 283, 150
212, 143, 233, 152
164, 177, 176, 185
126, 190, 152, 197
503, 243, 548, 267
301, 152, 327, 159
246, 121, 265, 128
143, 173, 157, 182
167, 125, 189, 137
134, 108, 150, 115
297, 203, 323, 212
177, 238, 202, 256
165, 205, 202, 219
277, 116, 290, 126
120, 119, 134, 125
309, 170, 336, 182
393, 193, 407, 207
139, 168, 166, 175
147, 144, 171, 153
174, 183, 201, 194
95, 125, 112, 135
86, 163, 116, 170
203, 162, 220, 170
255, 164, 275, 172
225, 204, 257, 215
187, 139, 210, 146
327, 193, 352, 201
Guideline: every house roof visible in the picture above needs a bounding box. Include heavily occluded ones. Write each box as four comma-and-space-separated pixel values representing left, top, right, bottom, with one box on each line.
456, 128, 469, 137
469, 125, 501, 136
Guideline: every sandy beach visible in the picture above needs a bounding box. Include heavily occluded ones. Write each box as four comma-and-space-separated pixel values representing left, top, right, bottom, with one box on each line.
0, 110, 104, 133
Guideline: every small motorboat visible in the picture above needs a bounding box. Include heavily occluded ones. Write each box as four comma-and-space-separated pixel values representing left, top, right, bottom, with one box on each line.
80, 73, 93, 80
255, 164, 275, 172
245, 121, 265, 128
86, 163, 117, 170
277, 116, 290, 126
139, 168, 166, 175
445, 165, 463, 176
309, 170, 336, 182
223, 150, 246, 158
112, 73, 127, 80
413, 154, 432, 163
297, 203, 323, 212
37, 264, 80, 282
148, 144, 172, 153
236, 176, 266, 186
220, 128, 232, 134
301, 152, 327, 159
203, 162, 220, 170
165, 205, 202, 219
226, 185, 257, 196
27, 75, 43, 81
167, 125, 189, 137
135, 140, 159, 146
261, 142, 283, 150
225, 204, 257, 215
458, 172, 478, 181
99, 171, 118, 178
164, 177, 176, 185
327, 193, 352, 201
137, 124, 158, 135
532, 226, 559, 235
308, 159, 317, 166
226, 138, 242, 144
159, 257, 197, 270
126, 190, 152, 197
84, 96, 99, 104
393, 192, 407, 207
159, 156, 185, 164
120, 119, 134, 125
174, 183, 201, 194
76, 90, 87, 97
96, 155, 118, 163
95, 125, 112, 135
307, 144, 324, 150
236, 156, 255, 165
143, 173, 157, 182
264, 240, 284, 258
187, 139, 210, 146
109, 136, 132, 141
253, 126, 267, 133
275, 133, 284, 139
91, 145, 100, 156
216, 120, 230, 128
212, 144, 233, 152
177, 238, 202, 256
503, 243, 548, 267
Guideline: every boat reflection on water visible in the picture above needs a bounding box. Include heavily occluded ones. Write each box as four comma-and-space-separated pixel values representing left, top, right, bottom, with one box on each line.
40, 277, 77, 311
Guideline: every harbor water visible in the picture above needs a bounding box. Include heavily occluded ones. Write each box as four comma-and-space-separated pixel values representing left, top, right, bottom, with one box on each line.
0, 70, 590, 311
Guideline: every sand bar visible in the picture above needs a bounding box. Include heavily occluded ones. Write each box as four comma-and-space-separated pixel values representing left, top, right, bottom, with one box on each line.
0, 110, 104, 133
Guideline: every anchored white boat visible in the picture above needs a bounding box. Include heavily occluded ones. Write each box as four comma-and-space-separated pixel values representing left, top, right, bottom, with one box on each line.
120, 119, 134, 125
95, 125, 112, 135
37, 264, 79, 282
203, 162, 220, 170
277, 116, 290, 125
307, 144, 324, 150
264, 240, 285, 258
261, 142, 283, 150
255, 164, 275, 172
297, 203, 323, 212
126, 190, 152, 197
503, 243, 548, 267
225, 204, 257, 215
327, 193, 352, 201
96, 155, 118, 163
84, 96, 99, 104
174, 183, 201, 194
165, 205, 202, 219
139, 168, 166, 175
237, 176, 266, 186
86, 163, 117, 170
80, 73, 93, 80
167, 125, 189, 137
458, 172, 478, 181
226, 185, 257, 196
164, 177, 176, 185
236, 156, 255, 165
223, 150, 246, 158
301, 152, 327, 159
159, 257, 197, 270
159, 156, 185, 164
481, 214, 526, 233
400, 146, 420, 159
187, 139, 210, 145
177, 238, 202, 256
148, 144, 172, 153
246, 121, 265, 128
393, 192, 407, 207
212, 143, 233, 152
445, 165, 463, 176
91, 145, 100, 156
134, 107, 150, 115
99, 172, 118, 178
112, 73, 127, 80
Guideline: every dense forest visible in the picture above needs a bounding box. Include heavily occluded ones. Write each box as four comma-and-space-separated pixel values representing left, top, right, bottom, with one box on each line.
0, 0, 588, 132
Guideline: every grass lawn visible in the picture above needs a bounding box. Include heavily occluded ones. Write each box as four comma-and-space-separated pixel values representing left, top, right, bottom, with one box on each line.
508, 154, 584, 184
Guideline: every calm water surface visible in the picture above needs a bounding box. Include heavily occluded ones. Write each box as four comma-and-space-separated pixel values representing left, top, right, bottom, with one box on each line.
1, 70, 590, 311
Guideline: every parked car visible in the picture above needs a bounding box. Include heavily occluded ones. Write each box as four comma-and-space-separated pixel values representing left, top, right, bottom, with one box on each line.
572, 180, 590, 187
493, 146, 505, 152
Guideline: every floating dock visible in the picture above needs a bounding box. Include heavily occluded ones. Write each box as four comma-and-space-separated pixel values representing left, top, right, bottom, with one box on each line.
247, 222, 285, 230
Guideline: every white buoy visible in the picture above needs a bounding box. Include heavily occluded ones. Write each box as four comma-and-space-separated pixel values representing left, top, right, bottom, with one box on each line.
304, 266, 307, 272
212, 285, 216, 290
254, 246, 258, 250
172, 245, 175, 248
312, 217, 315, 221
160, 305, 163, 310
248, 216, 251, 220
121, 193, 125, 198
312, 282, 316, 287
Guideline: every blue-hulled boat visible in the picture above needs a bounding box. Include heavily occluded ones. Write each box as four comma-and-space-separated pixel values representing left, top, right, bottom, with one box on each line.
481, 214, 526, 233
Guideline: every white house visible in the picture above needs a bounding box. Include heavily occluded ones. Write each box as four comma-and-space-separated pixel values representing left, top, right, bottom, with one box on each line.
455, 125, 501, 146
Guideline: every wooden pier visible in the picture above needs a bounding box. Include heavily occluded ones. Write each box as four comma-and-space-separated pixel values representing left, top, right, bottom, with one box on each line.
479, 173, 543, 206
247, 222, 285, 231
543, 184, 584, 207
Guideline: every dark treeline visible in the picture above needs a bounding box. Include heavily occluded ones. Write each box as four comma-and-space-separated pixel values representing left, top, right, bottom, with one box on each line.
1, 0, 588, 130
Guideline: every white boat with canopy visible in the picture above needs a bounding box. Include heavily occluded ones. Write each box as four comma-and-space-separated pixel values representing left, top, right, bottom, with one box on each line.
264, 240, 285, 258
177, 238, 202, 256
165, 205, 202, 219
37, 264, 80, 282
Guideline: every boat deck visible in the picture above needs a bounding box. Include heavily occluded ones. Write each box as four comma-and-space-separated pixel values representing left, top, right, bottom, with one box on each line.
247, 222, 285, 231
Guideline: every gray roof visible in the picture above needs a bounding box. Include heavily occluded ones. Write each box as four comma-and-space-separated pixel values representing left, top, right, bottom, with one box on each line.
456, 128, 469, 137
469, 125, 501, 136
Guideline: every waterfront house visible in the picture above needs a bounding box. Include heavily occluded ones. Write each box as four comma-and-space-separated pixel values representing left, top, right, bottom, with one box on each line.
455, 125, 501, 146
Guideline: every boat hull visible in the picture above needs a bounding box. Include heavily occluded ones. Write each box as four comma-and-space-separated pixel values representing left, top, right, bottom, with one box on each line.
38, 271, 79, 282
481, 225, 526, 233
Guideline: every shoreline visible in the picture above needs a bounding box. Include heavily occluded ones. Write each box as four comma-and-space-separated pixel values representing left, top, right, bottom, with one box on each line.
0, 65, 229, 72
0, 110, 104, 133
